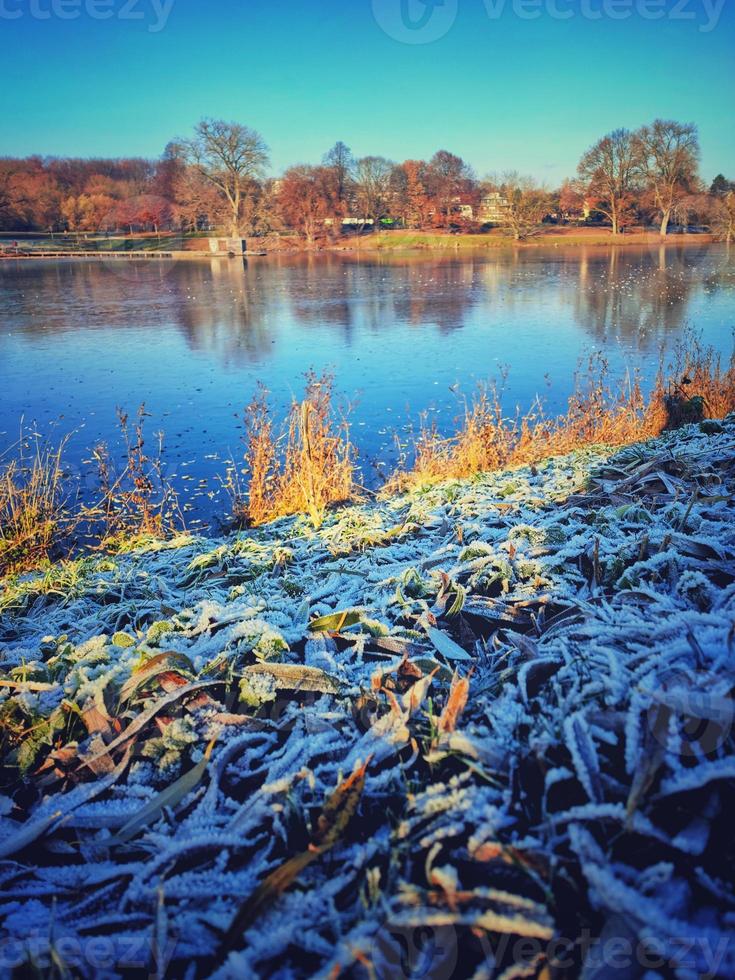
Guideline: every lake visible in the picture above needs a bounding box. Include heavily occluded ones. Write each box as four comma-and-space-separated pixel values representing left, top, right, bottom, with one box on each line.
1, 243, 733, 527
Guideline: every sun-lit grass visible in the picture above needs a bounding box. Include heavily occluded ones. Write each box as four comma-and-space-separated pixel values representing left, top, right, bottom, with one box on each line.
669, 335, 735, 420
354, 229, 715, 251
0, 407, 183, 579
362, 231, 494, 249
385, 336, 735, 494
0, 432, 74, 577
230, 373, 356, 529
2, 337, 731, 573
87, 404, 183, 550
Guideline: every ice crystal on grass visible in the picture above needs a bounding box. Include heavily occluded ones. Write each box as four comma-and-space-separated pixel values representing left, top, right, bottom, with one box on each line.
1, 419, 735, 976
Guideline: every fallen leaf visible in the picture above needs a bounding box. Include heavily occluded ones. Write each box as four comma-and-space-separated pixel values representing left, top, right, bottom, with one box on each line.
427, 627, 472, 662
111, 736, 218, 845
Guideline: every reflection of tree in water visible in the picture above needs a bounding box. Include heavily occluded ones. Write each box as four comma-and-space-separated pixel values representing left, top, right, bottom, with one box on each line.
6, 245, 730, 371
279, 253, 480, 335
259, 253, 477, 342
572, 246, 694, 347
268, 254, 364, 344
388, 257, 477, 333
3, 260, 164, 334
479, 245, 723, 350
164, 258, 275, 363
701, 242, 735, 294
4, 258, 275, 364
570, 245, 718, 347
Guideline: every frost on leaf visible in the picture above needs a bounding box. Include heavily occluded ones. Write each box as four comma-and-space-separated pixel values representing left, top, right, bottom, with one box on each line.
1, 419, 735, 976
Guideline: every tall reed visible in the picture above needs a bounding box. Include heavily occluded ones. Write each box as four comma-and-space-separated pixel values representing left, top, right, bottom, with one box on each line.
89, 404, 183, 548
0, 432, 73, 577
0, 406, 183, 578
233, 373, 355, 529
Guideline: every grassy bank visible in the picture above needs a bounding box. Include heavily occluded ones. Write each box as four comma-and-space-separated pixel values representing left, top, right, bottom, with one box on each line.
0, 419, 734, 976
335, 228, 716, 251
1, 228, 716, 259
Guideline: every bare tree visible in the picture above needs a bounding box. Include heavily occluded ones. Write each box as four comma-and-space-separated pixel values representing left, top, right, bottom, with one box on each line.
493, 172, 551, 240
240, 178, 281, 237
322, 141, 354, 206
353, 156, 394, 230
711, 191, 735, 243
577, 129, 639, 235
634, 120, 700, 238
175, 119, 269, 238
160, 144, 225, 232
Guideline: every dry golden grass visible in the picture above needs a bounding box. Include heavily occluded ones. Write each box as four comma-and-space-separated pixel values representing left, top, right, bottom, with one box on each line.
233, 374, 355, 528
386, 336, 735, 494
88, 404, 183, 549
3, 338, 732, 573
0, 407, 183, 578
0, 433, 73, 577
669, 335, 735, 420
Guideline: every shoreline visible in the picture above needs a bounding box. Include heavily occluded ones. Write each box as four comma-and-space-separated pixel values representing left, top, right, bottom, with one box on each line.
321, 230, 717, 253
0, 231, 718, 261
1, 419, 734, 974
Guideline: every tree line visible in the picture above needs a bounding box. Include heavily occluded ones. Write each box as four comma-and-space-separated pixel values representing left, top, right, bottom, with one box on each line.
1, 118, 734, 242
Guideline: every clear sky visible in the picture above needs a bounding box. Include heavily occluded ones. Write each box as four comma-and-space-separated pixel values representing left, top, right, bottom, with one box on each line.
1, 0, 733, 183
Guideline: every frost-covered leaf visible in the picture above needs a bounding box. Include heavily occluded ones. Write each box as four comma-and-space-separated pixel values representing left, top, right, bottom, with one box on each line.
240, 663, 340, 695
308, 609, 363, 633
112, 737, 218, 845
563, 712, 602, 803
426, 626, 472, 662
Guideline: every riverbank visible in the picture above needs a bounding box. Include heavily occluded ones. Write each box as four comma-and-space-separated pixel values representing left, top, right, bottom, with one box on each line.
326, 228, 717, 252
0, 228, 717, 260
1, 419, 734, 976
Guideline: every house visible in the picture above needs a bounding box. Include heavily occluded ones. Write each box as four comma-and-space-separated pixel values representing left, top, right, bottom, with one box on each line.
322, 217, 375, 227
479, 191, 511, 224
441, 195, 477, 221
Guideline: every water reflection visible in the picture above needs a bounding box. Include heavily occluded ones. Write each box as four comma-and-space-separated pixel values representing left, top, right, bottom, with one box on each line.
4, 244, 732, 358
1, 244, 733, 521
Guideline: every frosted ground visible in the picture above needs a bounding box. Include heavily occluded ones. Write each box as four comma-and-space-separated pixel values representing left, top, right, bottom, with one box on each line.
1, 419, 734, 978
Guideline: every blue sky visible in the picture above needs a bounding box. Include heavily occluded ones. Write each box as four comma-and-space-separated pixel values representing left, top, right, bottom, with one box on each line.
1, 0, 733, 183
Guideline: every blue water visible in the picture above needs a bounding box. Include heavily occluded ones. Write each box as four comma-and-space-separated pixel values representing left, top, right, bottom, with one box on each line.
1, 243, 733, 526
